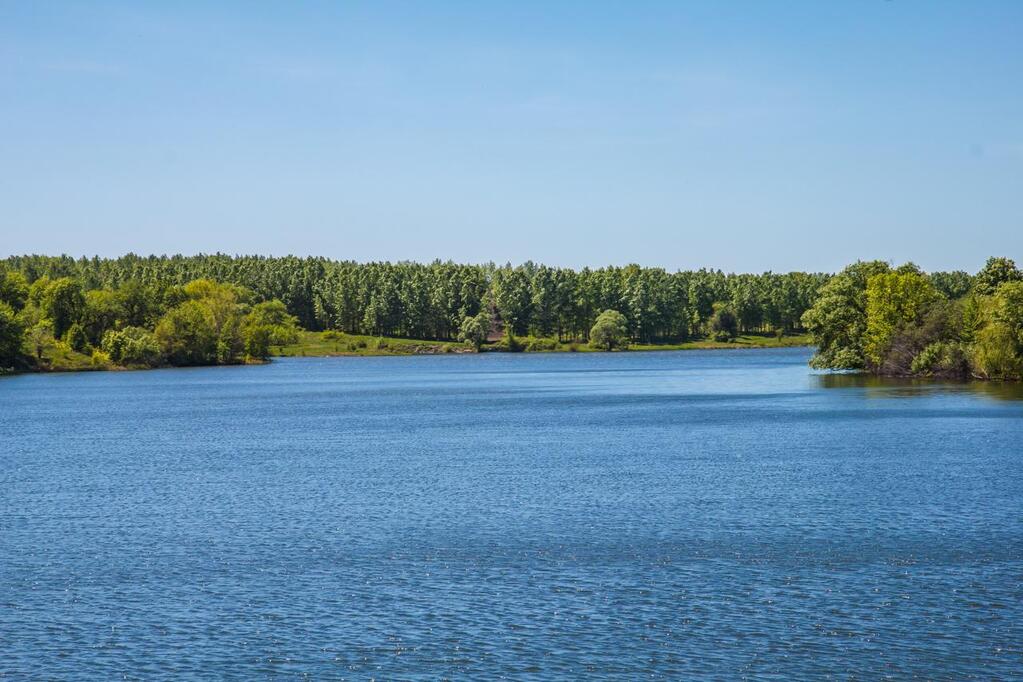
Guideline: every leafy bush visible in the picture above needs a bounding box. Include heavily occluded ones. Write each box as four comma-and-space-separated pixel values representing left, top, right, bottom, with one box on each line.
63, 323, 89, 353
495, 328, 523, 352
910, 342, 968, 377
589, 310, 628, 350
526, 336, 558, 351
103, 326, 162, 366
457, 312, 490, 350
971, 324, 1023, 380
0, 302, 26, 366
710, 307, 738, 342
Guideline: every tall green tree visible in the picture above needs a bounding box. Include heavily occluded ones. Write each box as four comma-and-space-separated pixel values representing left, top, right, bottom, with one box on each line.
457, 311, 490, 350
41, 277, 86, 338
589, 309, 629, 351
155, 300, 219, 365
802, 261, 891, 369
863, 271, 940, 368
0, 302, 25, 366
0, 270, 29, 310
974, 257, 1021, 295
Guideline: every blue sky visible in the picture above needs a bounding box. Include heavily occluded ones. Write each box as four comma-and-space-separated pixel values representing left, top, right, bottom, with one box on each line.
1, 1, 1020, 272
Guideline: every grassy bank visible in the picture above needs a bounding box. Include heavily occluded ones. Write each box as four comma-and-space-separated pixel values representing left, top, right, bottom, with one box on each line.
275, 330, 812, 358
13, 331, 811, 373
276, 331, 469, 357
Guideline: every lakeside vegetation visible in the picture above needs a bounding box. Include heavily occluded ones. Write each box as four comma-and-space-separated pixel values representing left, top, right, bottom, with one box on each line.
0, 253, 1019, 378
804, 257, 1023, 380
0, 254, 826, 373
276, 329, 813, 358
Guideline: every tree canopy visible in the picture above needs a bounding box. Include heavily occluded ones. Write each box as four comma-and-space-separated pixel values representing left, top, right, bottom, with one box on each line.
589, 309, 629, 351
4, 253, 1020, 379
804, 257, 1023, 379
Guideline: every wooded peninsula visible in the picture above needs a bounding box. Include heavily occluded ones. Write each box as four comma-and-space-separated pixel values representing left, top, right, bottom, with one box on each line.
0, 254, 1020, 380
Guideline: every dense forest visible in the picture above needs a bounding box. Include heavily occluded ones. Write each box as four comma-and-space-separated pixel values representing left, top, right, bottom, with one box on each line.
0, 253, 828, 371
803, 257, 1023, 380
0, 253, 1019, 379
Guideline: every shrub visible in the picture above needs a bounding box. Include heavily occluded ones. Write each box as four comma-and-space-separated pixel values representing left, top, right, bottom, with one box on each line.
500, 328, 523, 352
0, 302, 25, 366
102, 326, 161, 366
971, 324, 1023, 380
90, 349, 112, 368
526, 336, 558, 352
589, 310, 629, 350
710, 307, 738, 342
243, 325, 273, 359
458, 313, 489, 350
64, 323, 89, 353
910, 341, 969, 377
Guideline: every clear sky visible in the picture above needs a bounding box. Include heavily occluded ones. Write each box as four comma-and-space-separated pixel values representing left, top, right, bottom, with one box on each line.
1, 1, 1020, 273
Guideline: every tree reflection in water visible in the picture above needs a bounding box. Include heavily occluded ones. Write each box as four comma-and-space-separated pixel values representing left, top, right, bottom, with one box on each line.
814, 372, 1023, 402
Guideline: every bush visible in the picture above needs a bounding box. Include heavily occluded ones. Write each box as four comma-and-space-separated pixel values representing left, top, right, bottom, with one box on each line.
809, 347, 863, 370
90, 349, 112, 368
589, 310, 629, 350
910, 341, 969, 377
0, 302, 25, 366
501, 328, 523, 352
376, 338, 388, 349
971, 324, 1023, 380
243, 325, 273, 359
526, 336, 558, 351
154, 300, 218, 365
357, 340, 368, 349
458, 313, 489, 350
710, 307, 738, 342
102, 326, 162, 366
64, 323, 89, 353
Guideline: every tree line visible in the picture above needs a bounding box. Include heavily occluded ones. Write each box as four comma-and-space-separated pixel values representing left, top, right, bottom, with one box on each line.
2, 253, 1015, 375
803, 257, 1023, 380
0, 253, 829, 351
0, 269, 300, 370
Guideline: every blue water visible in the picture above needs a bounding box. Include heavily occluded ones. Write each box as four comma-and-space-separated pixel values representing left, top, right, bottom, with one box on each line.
2, 347, 1022, 679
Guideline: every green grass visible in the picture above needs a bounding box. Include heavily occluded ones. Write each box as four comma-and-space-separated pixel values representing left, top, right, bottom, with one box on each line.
275, 330, 812, 358
31, 341, 102, 372
629, 333, 813, 352
9, 330, 810, 374
276, 331, 466, 357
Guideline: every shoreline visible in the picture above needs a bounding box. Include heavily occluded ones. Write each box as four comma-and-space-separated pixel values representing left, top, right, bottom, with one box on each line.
2, 334, 813, 376
276, 342, 816, 359
274, 330, 814, 359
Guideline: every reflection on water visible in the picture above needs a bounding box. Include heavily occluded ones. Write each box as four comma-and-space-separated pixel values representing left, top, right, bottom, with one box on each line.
815, 371, 1023, 401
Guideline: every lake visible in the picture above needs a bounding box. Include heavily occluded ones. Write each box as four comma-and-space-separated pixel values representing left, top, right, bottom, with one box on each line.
1, 347, 1022, 679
